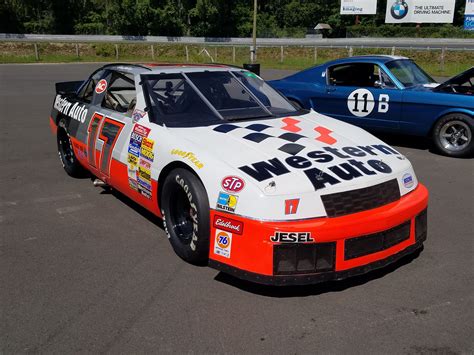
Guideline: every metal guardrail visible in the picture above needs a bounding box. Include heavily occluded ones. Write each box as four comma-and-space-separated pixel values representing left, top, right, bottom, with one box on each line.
1, 33, 473, 50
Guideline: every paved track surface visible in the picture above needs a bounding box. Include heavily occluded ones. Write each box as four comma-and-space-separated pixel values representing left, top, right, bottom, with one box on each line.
1, 63, 473, 353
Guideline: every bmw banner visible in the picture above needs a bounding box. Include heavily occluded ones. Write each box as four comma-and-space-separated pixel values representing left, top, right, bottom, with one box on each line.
340, 0, 377, 14
385, 0, 455, 23
465, 0, 474, 30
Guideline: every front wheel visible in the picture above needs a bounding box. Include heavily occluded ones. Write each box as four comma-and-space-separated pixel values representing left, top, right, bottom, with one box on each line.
432, 113, 473, 158
161, 168, 210, 265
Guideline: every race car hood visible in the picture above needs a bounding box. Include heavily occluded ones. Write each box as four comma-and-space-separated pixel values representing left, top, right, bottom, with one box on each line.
169, 110, 414, 197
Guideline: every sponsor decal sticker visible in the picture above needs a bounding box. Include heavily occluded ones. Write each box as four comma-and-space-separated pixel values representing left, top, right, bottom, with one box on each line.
53, 95, 88, 123
402, 173, 414, 188
216, 192, 238, 213
214, 229, 232, 258
239, 144, 400, 191
132, 109, 146, 123
170, 149, 204, 169
221, 176, 245, 193
285, 199, 300, 215
213, 215, 243, 235
95, 79, 108, 94
127, 124, 153, 198
270, 232, 314, 243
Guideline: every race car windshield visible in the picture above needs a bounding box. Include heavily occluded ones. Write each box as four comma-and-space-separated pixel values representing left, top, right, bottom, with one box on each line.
386, 60, 436, 87
141, 71, 299, 127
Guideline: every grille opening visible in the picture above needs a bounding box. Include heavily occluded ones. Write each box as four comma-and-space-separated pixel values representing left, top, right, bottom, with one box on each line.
415, 208, 428, 243
322, 179, 401, 218
273, 243, 335, 275
345, 221, 411, 260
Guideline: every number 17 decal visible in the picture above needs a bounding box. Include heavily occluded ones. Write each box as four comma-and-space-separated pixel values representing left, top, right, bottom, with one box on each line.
87, 112, 125, 177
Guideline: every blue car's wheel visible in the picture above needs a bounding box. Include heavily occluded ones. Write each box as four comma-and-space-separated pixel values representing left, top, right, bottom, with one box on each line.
433, 113, 473, 158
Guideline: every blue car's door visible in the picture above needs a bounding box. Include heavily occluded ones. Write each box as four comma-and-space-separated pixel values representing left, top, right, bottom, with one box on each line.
314, 62, 402, 131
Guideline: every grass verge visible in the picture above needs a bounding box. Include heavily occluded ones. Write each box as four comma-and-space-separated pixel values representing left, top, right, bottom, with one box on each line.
1, 42, 472, 77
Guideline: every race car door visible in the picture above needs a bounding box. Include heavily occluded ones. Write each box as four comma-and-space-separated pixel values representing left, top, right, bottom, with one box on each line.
318, 62, 402, 131
86, 70, 135, 183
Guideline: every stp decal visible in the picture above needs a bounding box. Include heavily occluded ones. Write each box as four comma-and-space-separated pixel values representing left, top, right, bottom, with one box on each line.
270, 232, 314, 243
214, 229, 232, 258
285, 199, 300, 215
216, 192, 238, 213
213, 215, 243, 235
221, 176, 245, 193
95, 79, 108, 94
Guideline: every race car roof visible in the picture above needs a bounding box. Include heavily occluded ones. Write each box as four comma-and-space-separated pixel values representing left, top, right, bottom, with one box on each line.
100, 63, 241, 76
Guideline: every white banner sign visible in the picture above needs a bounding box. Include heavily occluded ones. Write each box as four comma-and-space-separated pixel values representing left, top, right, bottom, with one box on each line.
385, 0, 455, 23
466, 0, 474, 15
340, 0, 377, 14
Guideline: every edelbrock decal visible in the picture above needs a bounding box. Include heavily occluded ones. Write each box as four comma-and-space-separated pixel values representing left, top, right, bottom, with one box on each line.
239, 144, 400, 191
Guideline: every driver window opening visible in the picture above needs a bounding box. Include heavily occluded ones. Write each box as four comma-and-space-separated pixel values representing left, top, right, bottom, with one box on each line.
101, 71, 137, 115
328, 63, 396, 88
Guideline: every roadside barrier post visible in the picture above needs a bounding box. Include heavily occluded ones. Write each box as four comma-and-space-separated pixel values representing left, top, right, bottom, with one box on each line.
115, 44, 119, 60
440, 47, 446, 72
34, 43, 39, 61
314, 47, 318, 64
391, 46, 396, 55
232, 46, 236, 63
185, 45, 189, 62
280, 45, 284, 63
75, 43, 80, 58
349, 46, 353, 57
151, 44, 154, 60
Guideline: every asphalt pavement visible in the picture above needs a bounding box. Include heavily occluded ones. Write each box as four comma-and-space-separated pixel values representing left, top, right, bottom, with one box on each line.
0, 63, 473, 353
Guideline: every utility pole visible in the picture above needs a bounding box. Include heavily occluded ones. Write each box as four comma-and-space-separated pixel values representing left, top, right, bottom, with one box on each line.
251, 0, 257, 63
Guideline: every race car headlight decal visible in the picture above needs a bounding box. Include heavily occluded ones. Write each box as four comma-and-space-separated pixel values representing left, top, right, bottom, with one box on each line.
273, 243, 335, 275
415, 209, 428, 243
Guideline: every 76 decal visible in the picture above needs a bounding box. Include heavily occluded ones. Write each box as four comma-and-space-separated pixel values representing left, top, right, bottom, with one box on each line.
347, 89, 389, 117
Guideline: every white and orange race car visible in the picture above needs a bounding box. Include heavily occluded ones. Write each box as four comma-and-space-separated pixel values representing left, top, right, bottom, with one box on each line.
50, 63, 428, 285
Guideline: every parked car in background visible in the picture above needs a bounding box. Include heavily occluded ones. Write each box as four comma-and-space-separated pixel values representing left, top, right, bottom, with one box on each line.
269, 56, 473, 157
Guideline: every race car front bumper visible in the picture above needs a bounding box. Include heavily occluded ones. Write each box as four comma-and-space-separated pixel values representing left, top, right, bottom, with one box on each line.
208, 184, 428, 286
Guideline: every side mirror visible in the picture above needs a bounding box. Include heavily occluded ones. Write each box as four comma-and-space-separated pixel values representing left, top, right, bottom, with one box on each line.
374, 80, 384, 88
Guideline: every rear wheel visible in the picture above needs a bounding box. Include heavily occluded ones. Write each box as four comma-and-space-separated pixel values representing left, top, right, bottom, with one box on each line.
57, 120, 87, 177
432, 113, 473, 157
161, 168, 210, 265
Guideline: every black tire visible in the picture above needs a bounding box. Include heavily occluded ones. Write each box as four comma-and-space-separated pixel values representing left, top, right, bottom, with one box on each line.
289, 99, 302, 110
161, 168, 210, 265
432, 113, 473, 158
57, 120, 87, 177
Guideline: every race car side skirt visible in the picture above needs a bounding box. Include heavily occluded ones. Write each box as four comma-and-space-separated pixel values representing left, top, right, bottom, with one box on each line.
209, 240, 424, 286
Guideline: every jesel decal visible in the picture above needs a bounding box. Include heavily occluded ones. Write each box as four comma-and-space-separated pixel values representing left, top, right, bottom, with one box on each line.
270, 232, 314, 243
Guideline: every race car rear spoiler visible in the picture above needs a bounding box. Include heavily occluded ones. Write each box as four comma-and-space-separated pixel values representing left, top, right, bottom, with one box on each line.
56, 80, 84, 95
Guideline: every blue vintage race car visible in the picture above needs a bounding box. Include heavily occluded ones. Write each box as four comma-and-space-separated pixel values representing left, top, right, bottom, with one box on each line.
269, 56, 473, 157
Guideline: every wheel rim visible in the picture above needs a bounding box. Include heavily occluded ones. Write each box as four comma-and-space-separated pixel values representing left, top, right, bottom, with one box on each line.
58, 132, 75, 167
439, 120, 471, 152
169, 186, 194, 244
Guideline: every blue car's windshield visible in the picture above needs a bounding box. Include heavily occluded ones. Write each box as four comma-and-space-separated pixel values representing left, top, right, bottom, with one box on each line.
386, 60, 436, 87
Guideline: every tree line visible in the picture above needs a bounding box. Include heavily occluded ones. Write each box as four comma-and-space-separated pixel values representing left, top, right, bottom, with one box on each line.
0, 0, 468, 38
